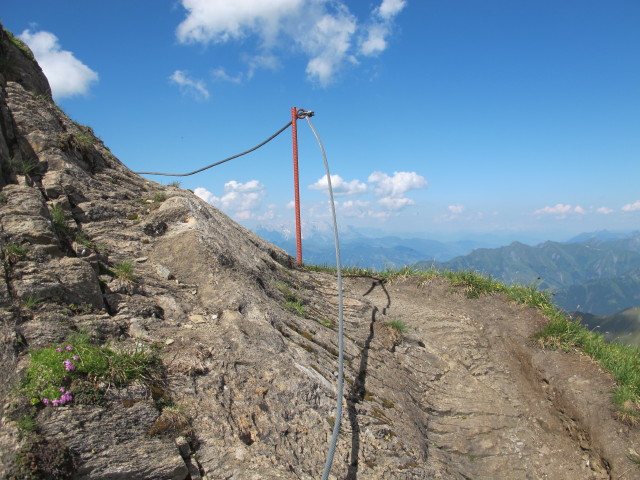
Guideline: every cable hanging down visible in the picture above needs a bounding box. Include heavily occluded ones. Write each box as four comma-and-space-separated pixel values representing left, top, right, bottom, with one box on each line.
133, 120, 293, 177
304, 115, 345, 480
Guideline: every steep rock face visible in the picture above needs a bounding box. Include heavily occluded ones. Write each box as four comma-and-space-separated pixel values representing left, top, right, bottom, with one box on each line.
1, 25, 640, 480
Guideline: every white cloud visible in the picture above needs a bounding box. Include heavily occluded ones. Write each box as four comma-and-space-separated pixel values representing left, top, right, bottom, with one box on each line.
309, 174, 367, 196
448, 204, 465, 215
377, 0, 408, 20
301, 7, 357, 85
175, 0, 405, 86
378, 196, 414, 210
170, 70, 210, 100
360, 23, 388, 56
211, 67, 243, 84
434, 204, 468, 223
176, 0, 304, 44
19, 29, 98, 100
368, 171, 428, 198
622, 200, 640, 212
596, 206, 613, 214
533, 203, 587, 219
359, 0, 407, 56
365, 171, 428, 214
194, 180, 265, 218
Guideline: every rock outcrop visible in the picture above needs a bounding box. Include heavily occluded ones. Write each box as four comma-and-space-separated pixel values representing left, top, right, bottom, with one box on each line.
1, 24, 640, 479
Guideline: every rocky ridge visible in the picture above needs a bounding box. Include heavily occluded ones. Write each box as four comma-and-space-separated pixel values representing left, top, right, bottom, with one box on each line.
1, 25, 640, 479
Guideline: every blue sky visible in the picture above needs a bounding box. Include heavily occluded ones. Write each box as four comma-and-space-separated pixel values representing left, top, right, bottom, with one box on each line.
3, 0, 639, 242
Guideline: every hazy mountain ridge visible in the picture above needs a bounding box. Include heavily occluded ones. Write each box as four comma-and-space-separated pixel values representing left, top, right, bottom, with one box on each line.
419, 232, 640, 315
254, 226, 498, 268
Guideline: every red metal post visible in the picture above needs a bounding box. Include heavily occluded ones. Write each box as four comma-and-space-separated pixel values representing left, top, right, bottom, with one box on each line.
291, 107, 303, 264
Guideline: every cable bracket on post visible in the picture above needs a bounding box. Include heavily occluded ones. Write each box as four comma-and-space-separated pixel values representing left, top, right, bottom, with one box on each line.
297, 109, 315, 119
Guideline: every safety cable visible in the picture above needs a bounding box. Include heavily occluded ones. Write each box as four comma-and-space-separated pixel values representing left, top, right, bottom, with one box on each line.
305, 116, 344, 480
133, 120, 292, 176
134, 110, 345, 478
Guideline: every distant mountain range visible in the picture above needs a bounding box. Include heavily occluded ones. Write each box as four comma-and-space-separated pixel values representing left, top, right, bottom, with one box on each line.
254, 225, 499, 268
255, 226, 640, 317
418, 230, 640, 316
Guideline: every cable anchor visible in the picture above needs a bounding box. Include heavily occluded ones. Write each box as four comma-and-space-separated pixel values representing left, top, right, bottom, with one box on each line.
297, 109, 315, 119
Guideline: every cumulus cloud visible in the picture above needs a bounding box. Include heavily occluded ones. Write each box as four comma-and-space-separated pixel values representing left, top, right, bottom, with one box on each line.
622, 200, 640, 212
309, 174, 367, 196
596, 207, 613, 214
533, 203, 586, 219
194, 180, 265, 218
19, 29, 98, 100
175, 0, 405, 86
359, 0, 407, 56
448, 204, 465, 215
368, 171, 428, 198
170, 70, 210, 100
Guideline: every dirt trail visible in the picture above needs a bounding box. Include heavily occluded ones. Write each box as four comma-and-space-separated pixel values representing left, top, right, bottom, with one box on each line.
337, 275, 640, 479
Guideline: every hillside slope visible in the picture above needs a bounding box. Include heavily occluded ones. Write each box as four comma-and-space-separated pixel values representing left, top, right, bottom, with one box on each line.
421, 239, 640, 315
1, 25, 640, 479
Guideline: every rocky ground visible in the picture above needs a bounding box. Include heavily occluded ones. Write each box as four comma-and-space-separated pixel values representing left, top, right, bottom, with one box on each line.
1, 24, 640, 479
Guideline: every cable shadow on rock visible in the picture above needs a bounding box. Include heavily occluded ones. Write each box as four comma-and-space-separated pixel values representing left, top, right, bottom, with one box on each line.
346, 279, 391, 480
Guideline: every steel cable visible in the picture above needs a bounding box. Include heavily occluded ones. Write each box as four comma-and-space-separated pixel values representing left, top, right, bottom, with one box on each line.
133, 121, 292, 176
305, 116, 344, 480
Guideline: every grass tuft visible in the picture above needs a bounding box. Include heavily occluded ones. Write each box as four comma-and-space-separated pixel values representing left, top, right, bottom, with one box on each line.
21, 332, 160, 407
5, 242, 29, 263
114, 261, 136, 282
22, 295, 42, 310
385, 319, 408, 334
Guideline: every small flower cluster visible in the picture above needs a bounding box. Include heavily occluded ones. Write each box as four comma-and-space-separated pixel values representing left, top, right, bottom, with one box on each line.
42, 387, 73, 407
39, 345, 80, 406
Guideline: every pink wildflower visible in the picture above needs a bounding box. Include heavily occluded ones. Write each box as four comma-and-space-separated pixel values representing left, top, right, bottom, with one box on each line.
66, 346, 72, 351
56, 347, 62, 352
52, 400, 60, 407
60, 387, 66, 392
42, 398, 50, 405
63, 359, 75, 371
72, 356, 79, 361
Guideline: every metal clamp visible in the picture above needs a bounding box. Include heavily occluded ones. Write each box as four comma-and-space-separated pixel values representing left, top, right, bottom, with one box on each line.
297, 109, 315, 119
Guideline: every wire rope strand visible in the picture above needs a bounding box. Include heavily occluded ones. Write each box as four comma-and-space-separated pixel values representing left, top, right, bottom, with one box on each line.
305, 116, 344, 480
133, 121, 292, 177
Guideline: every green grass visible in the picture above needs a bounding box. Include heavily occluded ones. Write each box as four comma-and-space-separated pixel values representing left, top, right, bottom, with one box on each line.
22, 296, 42, 309
153, 192, 167, 203
74, 132, 94, 149
74, 231, 93, 248
48, 204, 71, 237
5, 242, 29, 263
21, 332, 159, 407
276, 282, 310, 318
9, 157, 39, 176
284, 300, 307, 317
167, 181, 181, 188
4, 28, 35, 60
306, 263, 640, 419
114, 260, 136, 282
385, 319, 408, 334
